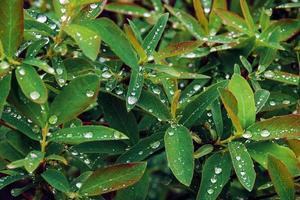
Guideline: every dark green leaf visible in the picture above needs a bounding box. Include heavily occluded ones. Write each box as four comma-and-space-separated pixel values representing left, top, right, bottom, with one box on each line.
42, 169, 70, 193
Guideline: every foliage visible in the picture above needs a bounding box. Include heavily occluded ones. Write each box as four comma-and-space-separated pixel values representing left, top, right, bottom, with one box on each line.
0, 0, 299, 199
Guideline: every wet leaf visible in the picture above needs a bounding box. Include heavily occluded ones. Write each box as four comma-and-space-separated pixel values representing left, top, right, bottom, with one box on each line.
42, 169, 70, 193
24, 150, 44, 173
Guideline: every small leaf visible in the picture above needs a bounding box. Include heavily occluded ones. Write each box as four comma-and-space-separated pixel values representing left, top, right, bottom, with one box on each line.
165, 125, 194, 186
208, 0, 227, 35
49, 74, 100, 125
180, 80, 228, 127
218, 88, 243, 134
193, 0, 208, 33
254, 89, 270, 113
79, 162, 147, 196
263, 70, 299, 86
49, 125, 128, 145
126, 68, 144, 111
42, 169, 70, 193
165, 5, 205, 39
197, 153, 232, 200
23, 58, 55, 75
228, 74, 255, 129
239, 55, 252, 73
228, 141, 256, 191
194, 144, 214, 159
81, 18, 139, 69
105, 3, 149, 17
0, 74, 11, 117
267, 155, 295, 200
64, 24, 100, 60
245, 114, 300, 141
211, 99, 223, 137
15, 65, 48, 104
0, 0, 23, 57
24, 150, 44, 173
142, 13, 169, 56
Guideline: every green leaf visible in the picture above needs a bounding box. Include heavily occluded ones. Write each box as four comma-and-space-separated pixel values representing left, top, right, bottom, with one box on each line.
6, 159, 25, 169
165, 5, 205, 39
277, 2, 300, 8
23, 58, 55, 75
24, 150, 44, 173
15, 65, 48, 104
194, 144, 214, 159
42, 169, 70, 193
247, 141, 300, 176
267, 155, 295, 200
81, 18, 139, 69
79, 162, 147, 196
197, 152, 232, 200
215, 9, 251, 35
228, 74, 255, 129
100, 92, 139, 145
126, 68, 144, 111
142, 13, 169, 56
49, 125, 128, 145
105, 3, 149, 17
245, 114, 300, 141
180, 80, 228, 127
0, 0, 24, 57
263, 70, 299, 86
26, 38, 50, 58
117, 132, 164, 163
239, 55, 252, 73
218, 88, 243, 134
46, 154, 68, 165
64, 24, 100, 61
254, 89, 270, 113
208, 0, 227, 35
0, 74, 11, 117
0, 174, 28, 190
136, 90, 172, 121
228, 141, 256, 191
165, 125, 194, 186
240, 0, 255, 33
49, 74, 100, 125
211, 99, 223, 137
73, 141, 127, 154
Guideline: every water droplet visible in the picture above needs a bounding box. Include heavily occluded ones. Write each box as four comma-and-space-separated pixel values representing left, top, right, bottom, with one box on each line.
240, 171, 246, 176
282, 100, 290, 105
127, 96, 138, 105
90, 3, 97, 9
18, 68, 25, 75
59, 0, 69, 5
167, 130, 174, 136
37, 14, 47, 23
49, 115, 58, 124
138, 151, 143, 155
86, 90, 95, 97
242, 131, 252, 139
76, 182, 82, 188
30, 153, 37, 158
84, 132, 93, 139
214, 167, 222, 174
102, 71, 112, 79
264, 70, 275, 78
0, 61, 10, 69
269, 101, 276, 106
236, 156, 241, 161
207, 188, 214, 194
150, 141, 160, 149
56, 68, 63, 75
260, 129, 270, 137
193, 84, 201, 91
210, 177, 217, 183
30, 91, 40, 100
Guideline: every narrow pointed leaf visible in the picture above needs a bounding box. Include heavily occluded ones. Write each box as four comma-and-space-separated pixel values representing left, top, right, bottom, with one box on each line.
15, 65, 48, 104
142, 13, 168, 56
23, 58, 55, 75
79, 162, 147, 196
193, 0, 208, 33
263, 70, 299, 86
126, 68, 144, 111
49, 74, 100, 125
228, 141, 256, 191
0, 0, 24, 57
267, 155, 295, 200
254, 89, 270, 113
208, 0, 227, 35
180, 80, 228, 127
156, 41, 202, 59
64, 24, 100, 61
245, 115, 300, 141
228, 74, 255, 128
49, 126, 128, 145
81, 18, 139, 69
165, 125, 194, 186
240, 0, 255, 32
197, 153, 232, 200
42, 169, 70, 193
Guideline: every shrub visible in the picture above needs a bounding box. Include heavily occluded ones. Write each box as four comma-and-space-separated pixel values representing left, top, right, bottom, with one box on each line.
0, 0, 299, 199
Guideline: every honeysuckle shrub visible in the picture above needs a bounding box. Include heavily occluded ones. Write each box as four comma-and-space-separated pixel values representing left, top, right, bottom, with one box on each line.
0, 0, 299, 199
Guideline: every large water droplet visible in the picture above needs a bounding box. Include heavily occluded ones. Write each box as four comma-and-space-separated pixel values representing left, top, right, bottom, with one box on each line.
210, 177, 217, 183
127, 96, 138, 105
102, 71, 112, 79
150, 141, 160, 149
84, 132, 93, 139
49, 115, 58, 124
214, 167, 222, 174
76, 182, 82, 188
264, 70, 275, 78
0, 61, 10, 69
90, 3, 97, 9
18, 68, 26, 76
37, 14, 47, 23
193, 84, 201, 91
260, 129, 270, 137
86, 90, 95, 97
242, 131, 252, 139
236, 156, 241, 161
30, 91, 40, 100
207, 188, 214, 195
282, 100, 290, 105
59, 0, 69, 5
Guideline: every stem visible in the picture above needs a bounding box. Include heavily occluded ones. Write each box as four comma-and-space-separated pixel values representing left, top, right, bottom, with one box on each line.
216, 133, 243, 145
40, 123, 49, 153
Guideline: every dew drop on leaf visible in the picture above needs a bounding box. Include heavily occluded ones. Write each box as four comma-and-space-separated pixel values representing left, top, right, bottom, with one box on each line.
30, 91, 40, 100
242, 131, 252, 139
86, 90, 95, 97
84, 132, 93, 139
264, 71, 275, 78
150, 141, 160, 149
214, 167, 222, 174
260, 129, 270, 137
207, 188, 214, 194
36, 14, 47, 23
49, 115, 58, 125
127, 96, 138, 105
